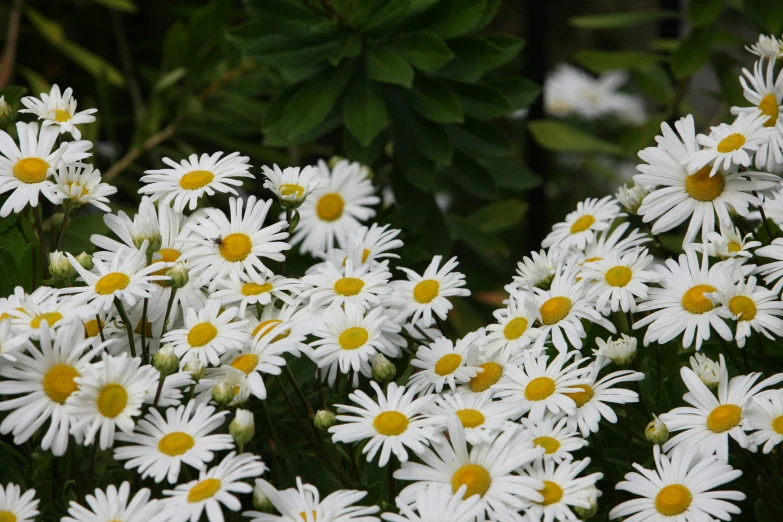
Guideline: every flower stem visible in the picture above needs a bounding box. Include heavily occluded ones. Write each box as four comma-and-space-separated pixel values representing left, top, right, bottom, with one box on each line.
152, 374, 165, 407
55, 206, 71, 252
754, 331, 769, 377
114, 297, 137, 358
140, 298, 149, 364
95, 314, 106, 343
755, 192, 775, 242
162, 288, 177, 335
32, 204, 48, 277
413, 323, 437, 344
284, 364, 313, 417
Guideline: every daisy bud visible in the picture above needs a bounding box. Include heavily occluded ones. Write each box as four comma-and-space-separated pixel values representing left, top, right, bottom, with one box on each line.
212, 381, 233, 407
229, 409, 255, 447
689, 353, 720, 390
252, 480, 275, 512
49, 251, 76, 279
52, 212, 66, 230
314, 409, 336, 431
645, 415, 669, 444
615, 183, 651, 215
573, 485, 600, 520
165, 261, 189, 289
594, 334, 637, 366
76, 251, 94, 271
371, 353, 396, 384
133, 231, 162, 253
184, 357, 205, 382
0, 96, 12, 125
153, 344, 179, 376
328, 156, 344, 169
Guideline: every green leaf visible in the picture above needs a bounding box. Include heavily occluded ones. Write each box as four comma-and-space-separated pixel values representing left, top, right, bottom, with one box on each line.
388, 32, 454, 72
528, 120, 625, 155
412, 0, 488, 39
1, 227, 25, 265
481, 158, 541, 191
573, 50, 663, 73
329, 33, 363, 65
447, 153, 498, 200
89, 0, 137, 11
487, 77, 540, 110
687, 0, 724, 26
61, 215, 110, 254
445, 213, 507, 256
360, 0, 412, 32
671, 26, 714, 79
569, 11, 679, 29
712, 52, 747, 108
365, 46, 415, 88
343, 78, 389, 146
0, 86, 28, 108
403, 77, 464, 123
631, 64, 675, 105
394, 134, 437, 191
450, 82, 513, 119
154, 68, 187, 91
24, 6, 65, 43
745, 0, 783, 34
0, 249, 20, 296
468, 199, 528, 233
446, 36, 523, 73
447, 119, 514, 158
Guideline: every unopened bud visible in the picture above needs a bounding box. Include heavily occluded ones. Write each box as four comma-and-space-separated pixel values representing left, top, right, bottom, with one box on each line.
690, 353, 720, 390
229, 409, 255, 447
165, 261, 189, 289
573, 486, 599, 520
371, 353, 396, 384
314, 409, 336, 431
49, 251, 76, 279
76, 251, 93, 271
52, 212, 66, 230
133, 232, 162, 253
211, 381, 233, 407
153, 344, 179, 376
0, 96, 12, 125
253, 480, 275, 512
645, 415, 669, 444
184, 358, 205, 382
328, 156, 344, 169
594, 334, 637, 366
616, 183, 651, 215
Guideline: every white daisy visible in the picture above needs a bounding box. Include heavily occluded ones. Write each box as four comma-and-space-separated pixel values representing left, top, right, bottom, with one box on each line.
573, 220, 650, 266
542, 196, 623, 251
754, 237, 783, 293
692, 224, 761, 263
609, 445, 745, 522
330, 381, 438, 467
481, 291, 541, 359
391, 256, 470, 327
62, 482, 159, 522
517, 457, 602, 522
408, 331, 483, 396
506, 248, 567, 291
455, 349, 525, 399
291, 158, 379, 255
712, 273, 783, 347
159, 451, 267, 522
303, 259, 392, 311
183, 196, 290, 289
746, 34, 783, 59
615, 182, 653, 214
580, 247, 659, 313
0, 317, 27, 361
345, 222, 404, 265
660, 354, 783, 460
426, 392, 514, 445
91, 196, 165, 259
261, 164, 329, 209
212, 272, 302, 316
139, 151, 254, 211
7, 287, 94, 339
0, 483, 39, 522
214, 331, 291, 400
746, 389, 783, 453
114, 400, 234, 483
162, 300, 250, 367
381, 483, 482, 522
521, 416, 589, 463
19, 84, 97, 139
54, 163, 116, 212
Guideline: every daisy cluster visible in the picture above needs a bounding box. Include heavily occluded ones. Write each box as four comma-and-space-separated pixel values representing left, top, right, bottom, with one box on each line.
5, 33, 783, 522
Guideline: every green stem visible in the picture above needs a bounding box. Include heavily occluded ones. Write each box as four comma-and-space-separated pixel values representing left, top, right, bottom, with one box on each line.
162, 288, 177, 335
754, 331, 769, 377
32, 204, 48, 278
141, 298, 149, 364
95, 314, 106, 343
755, 192, 775, 242
413, 323, 437, 344
55, 206, 71, 252
114, 297, 137, 358
284, 365, 313, 417
153, 374, 165, 407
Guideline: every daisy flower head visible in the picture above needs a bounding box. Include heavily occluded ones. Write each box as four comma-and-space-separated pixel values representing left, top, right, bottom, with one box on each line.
408, 331, 483, 396
66, 353, 157, 450
731, 57, 783, 128
329, 381, 438, 467
0, 317, 27, 362
518, 457, 602, 522
261, 163, 329, 209
212, 272, 302, 316
159, 451, 267, 522
139, 151, 253, 211
302, 258, 392, 312
580, 247, 659, 313
183, 195, 290, 290
746, 390, 783, 453
746, 34, 783, 59
306, 303, 404, 387
635, 114, 779, 245
426, 392, 514, 445
573, 220, 650, 266
0, 483, 39, 522
634, 247, 734, 350
521, 416, 589, 463
247, 299, 311, 354
290, 158, 379, 255
593, 334, 638, 366
481, 291, 541, 359
609, 445, 745, 522
54, 163, 116, 212
114, 400, 234, 483
91, 196, 164, 259
62, 482, 159, 522
345, 222, 404, 266
660, 354, 783, 460
689, 352, 722, 390
246, 477, 380, 522
712, 273, 783, 348
0, 322, 105, 455
692, 224, 761, 263
754, 237, 783, 294
541, 196, 623, 251
506, 248, 567, 292
7, 287, 94, 339
215, 328, 292, 400
455, 348, 524, 398
162, 299, 250, 367
19, 84, 97, 139
492, 350, 589, 422
0, 121, 92, 216
382, 484, 482, 522
391, 256, 470, 327
615, 182, 653, 214
394, 418, 545, 520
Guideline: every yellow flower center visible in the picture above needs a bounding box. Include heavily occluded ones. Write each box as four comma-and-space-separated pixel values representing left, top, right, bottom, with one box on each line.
564, 384, 594, 408
717, 133, 746, 153
279, 183, 305, 198
252, 319, 282, 338
152, 248, 182, 285
187, 478, 221, 503
772, 415, 783, 434
728, 295, 757, 321
681, 284, 717, 314
570, 215, 595, 234
655, 484, 692, 516
456, 408, 485, 428
43, 364, 80, 404
503, 317, 528, 340
241, 282, 273, 296
13, 157, 49, 184
333, 277, 365, 296
97, 383, 128, 418
525, 376, 556, 401
413, 279, 440, 304
316, 193, 345, 222
95, 272, 130, 295
533, 436, 561, 454
539, 296, 571, 325
451, 464, 492, 498
54, 109, 71, 122
230, 353, 259, 375
0, 511, 17, 522
537, 481, 563, 506
188, 323, 218, 347
31, 311, 63, 328
706, 404, 742, 433
759, 93, 779, 127
434, 353, 462, 376
84, 318, 103, 338
727, 241, 742, 253
179, 170, 215, 190
218, 233, 252, 262
469, 362, 503, 392
372, 411, 409, 436
685, 166, 725, 201
604, 266, 633, 287
158, 431, 195, 456
338, 327, 369, 350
